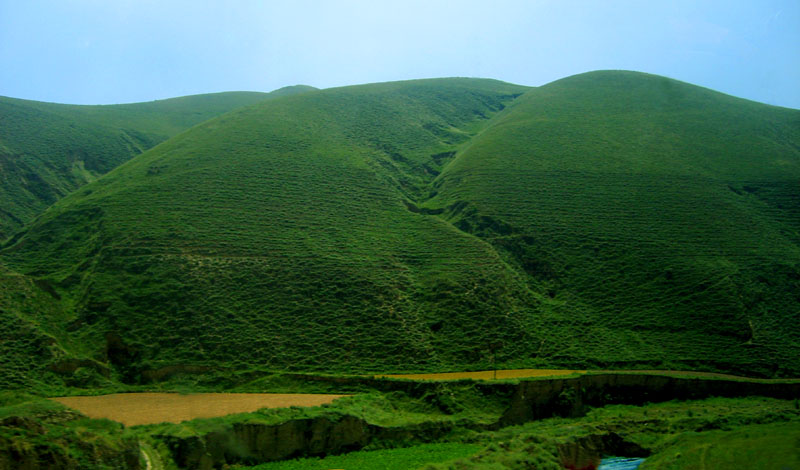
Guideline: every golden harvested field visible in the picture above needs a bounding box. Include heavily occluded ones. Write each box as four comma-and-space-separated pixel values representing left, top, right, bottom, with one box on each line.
52, 393, 346, 426
376, 369, 585, 381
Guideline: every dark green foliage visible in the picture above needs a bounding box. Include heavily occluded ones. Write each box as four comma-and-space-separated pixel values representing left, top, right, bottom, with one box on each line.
1, 72, 799, 390
247, 443, 483, 470
428, 396, 800, 470
0, 86, 316, 239
0, 264, 86, 392
2, 383, 797, 469
639, 421, 800, 469
0, 399, 139, 469
231, 394, 798, 470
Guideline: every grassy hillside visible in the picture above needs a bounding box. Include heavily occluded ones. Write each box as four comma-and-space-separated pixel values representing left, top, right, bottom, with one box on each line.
0, 263, 75, 390
1, 72, 798, 388
425, 71, 800, 375
0, 85, 315, 239
1, 78, 532, 385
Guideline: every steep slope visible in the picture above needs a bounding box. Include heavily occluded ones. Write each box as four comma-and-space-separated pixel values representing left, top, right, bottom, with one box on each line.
0, 263, 98, 390
0, 85, 315, 239
425, 71, 800, 376
2, 79, 534, 383
2, 72, 798, 387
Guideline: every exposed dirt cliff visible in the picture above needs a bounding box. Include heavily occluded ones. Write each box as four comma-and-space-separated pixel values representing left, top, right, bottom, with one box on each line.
158, 374, 799, 469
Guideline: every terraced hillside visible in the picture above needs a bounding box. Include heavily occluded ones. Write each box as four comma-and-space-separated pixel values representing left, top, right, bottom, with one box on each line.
0, 85, 315, 239
1, 78, 532, 387
1, 72, 798, 389
424, 71, 800, 375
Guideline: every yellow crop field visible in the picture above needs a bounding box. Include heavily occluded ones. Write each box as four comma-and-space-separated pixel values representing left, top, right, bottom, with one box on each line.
52, 393, 346, 426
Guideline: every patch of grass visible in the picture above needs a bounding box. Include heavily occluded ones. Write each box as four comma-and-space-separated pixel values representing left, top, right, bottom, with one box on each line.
243, 442, 483, 470
0, 396, 137, 469
428, 396, 800, 470
640, 421, 800, 469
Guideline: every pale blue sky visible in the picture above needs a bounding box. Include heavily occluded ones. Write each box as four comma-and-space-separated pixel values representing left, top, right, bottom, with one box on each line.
1, 0, 798, 107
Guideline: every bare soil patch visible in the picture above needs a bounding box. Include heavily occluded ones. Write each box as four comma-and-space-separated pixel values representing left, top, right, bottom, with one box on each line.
52, 393, 346, 426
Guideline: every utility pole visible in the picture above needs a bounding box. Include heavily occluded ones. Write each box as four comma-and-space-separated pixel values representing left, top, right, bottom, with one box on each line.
488, 341, 502, 380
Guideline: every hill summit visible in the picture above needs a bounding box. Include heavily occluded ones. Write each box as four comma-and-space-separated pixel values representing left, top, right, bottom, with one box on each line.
2, 72, 798, 388
0, 85, 316, 239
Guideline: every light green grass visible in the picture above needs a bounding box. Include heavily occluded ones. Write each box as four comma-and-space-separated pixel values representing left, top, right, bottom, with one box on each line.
0, 86, 315, 239
425, 71, 800, 376
244, 443, 482, 470
641, 421, 800, 470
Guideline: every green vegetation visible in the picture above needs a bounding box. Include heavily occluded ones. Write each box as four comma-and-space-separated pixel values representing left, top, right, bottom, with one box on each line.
129, 381, 511, 442
427, 396, 800, 469
3, 70, 799, 469
223, 394, 798, 470
424, 71, 800, 376
1, 72, 798, 392
0, 263, 109, 392
0, 394, 138, 469
246, 443, 483, 470
641, 421, 800, 469
1, 78, 532, 387
0, 85, 315, 239
2, 380, 798, 469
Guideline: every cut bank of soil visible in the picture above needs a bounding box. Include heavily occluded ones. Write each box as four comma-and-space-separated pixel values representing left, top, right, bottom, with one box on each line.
51, 393, 346, 426
376, 368, 585, 381
376, 368, 800, 382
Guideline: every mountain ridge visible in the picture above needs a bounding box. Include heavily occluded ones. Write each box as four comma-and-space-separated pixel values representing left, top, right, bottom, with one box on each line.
0, 85, 317, 239
1, 72, 798, 391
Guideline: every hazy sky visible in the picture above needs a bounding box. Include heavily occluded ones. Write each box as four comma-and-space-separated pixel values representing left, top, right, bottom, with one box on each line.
1, 0, 798, 107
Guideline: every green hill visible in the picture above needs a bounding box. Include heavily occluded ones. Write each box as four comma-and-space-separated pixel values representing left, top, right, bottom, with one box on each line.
1, 72, 798, 390
424, 71, 800, 375
0, 85, 315, 239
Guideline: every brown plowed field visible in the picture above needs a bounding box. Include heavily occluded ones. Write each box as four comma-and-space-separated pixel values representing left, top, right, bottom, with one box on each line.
52, 393, 346, 426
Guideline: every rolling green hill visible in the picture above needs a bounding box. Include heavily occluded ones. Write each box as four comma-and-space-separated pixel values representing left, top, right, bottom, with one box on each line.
424, 71, 800, 375
0, 85, 315, 239
1, 72, 798, 390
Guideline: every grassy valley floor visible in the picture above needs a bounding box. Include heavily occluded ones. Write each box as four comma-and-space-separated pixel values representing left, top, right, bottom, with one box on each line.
3, 371, 799, 469
234, 395, 800, 470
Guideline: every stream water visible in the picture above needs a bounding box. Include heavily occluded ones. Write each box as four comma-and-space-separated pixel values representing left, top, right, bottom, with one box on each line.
597, 457, 646, 470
